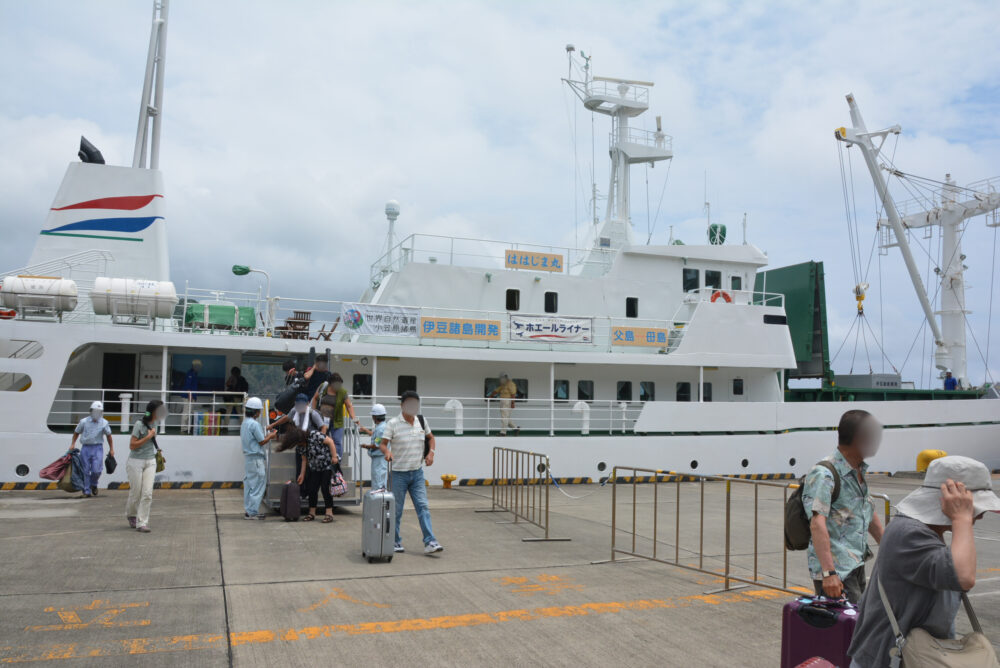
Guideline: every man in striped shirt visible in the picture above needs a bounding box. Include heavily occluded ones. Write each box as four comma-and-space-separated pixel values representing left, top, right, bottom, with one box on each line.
380, 390, 443, 555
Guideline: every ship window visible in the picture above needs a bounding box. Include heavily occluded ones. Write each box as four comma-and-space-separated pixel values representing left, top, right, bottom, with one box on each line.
353, 374, 372, 398
617, 381, 633, 402
553, 379, 569, 401
702, 382, 713, 402
732, 378, 744, 396
639, 381, 655, 402
577, 380, 594, 402
484, 377, 528, 399
676, 382, 691, 402
705, 270, 722, 290
544, 291, 558, 313
682, 268, 699, 293
506, 289, 520, 311
1, 374, 31, 392
397, 375, 417, 397
625, 297, 638, 318
731, 275, 742, 291
599, 237, 612, 248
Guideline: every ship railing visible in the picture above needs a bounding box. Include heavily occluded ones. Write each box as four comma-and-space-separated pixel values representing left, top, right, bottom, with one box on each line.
685, 287, 785, 308
584, 80, 649, 105
47, 388, 249, 435
172, 287, 689, 353
618, 127, 673, 152
608, 465, 893, 595
474, 446, 570, 542
368, 233, 616, 284
351, 394, 646, 436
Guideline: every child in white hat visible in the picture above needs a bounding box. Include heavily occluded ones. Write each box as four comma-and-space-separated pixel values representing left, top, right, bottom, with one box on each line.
360, 404, 389, 490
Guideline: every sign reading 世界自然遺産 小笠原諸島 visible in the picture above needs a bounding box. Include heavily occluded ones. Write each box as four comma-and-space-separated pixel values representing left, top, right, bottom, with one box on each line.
610, 326, 669, 347
509, 316, 592, 343
505, 250, 564, 272
421, 317, 502, 340
340, 303, 419, 337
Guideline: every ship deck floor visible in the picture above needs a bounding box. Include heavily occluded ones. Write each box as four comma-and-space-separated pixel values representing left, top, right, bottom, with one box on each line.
1, 476, 998, 666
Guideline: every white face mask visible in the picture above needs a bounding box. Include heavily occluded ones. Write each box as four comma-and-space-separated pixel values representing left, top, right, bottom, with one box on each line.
296, 404, 308, 414
401, 400, 419, 416
90, 410, 102, 420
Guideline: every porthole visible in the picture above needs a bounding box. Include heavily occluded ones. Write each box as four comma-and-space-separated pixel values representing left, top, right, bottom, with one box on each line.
15, 464, 29, 477
536, 462, 547, 474
741, 459, 749, 468
690, 460, 699, 470
597, 461, 607, 472
789, 458, 797, 467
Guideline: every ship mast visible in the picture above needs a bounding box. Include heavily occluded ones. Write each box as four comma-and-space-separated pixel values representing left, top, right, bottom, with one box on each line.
132, 0, 170, 169
563, 49, 672, 257
836, 93, 1000, 387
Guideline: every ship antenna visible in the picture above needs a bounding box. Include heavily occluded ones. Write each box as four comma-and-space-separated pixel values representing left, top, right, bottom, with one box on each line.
742, 212, 748, 245
132, 0, 170, 169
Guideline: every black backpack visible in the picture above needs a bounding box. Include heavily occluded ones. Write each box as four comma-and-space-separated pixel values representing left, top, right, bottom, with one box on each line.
784, 460, 840, 550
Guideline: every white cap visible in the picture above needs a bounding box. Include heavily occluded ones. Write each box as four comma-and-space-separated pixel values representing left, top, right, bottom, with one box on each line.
90, 401, 104, 411
245, 397, 263, 410
371, 403, 386, 417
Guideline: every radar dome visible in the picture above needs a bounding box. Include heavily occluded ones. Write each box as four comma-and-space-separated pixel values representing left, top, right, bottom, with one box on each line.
385, 200, 401, 218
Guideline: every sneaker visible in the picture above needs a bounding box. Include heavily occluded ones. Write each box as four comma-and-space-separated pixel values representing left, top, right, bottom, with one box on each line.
91, 487, 99, 496
128, 516, 136, 528
424, 541, 444, 554
393, 543, 405, 553
243, 513, 255, 520
255, 514, 267, 521
136, 526, 151, 533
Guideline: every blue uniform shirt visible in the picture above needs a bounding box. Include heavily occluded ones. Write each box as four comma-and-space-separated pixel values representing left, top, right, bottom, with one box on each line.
75, 416, 111, 445
369, 422, 386, 458
240, 418, 266, 457
944, 376, 958, 390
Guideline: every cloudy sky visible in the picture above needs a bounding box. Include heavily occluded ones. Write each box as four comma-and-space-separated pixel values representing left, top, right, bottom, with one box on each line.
2, 1, 999, 387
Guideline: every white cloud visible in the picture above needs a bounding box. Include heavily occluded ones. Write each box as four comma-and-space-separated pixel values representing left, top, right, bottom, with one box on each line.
2, 0, 999, 386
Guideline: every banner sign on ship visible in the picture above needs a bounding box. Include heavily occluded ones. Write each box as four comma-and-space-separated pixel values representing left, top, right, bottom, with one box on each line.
504, 250, 564, 272
421, 317, 501, 340
509, 316, 592, 343
340, 303, 418, 337
611, 326, 670, 347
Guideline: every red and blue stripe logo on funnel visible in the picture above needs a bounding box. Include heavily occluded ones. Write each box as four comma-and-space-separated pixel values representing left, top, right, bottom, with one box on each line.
42, 194, 164, 241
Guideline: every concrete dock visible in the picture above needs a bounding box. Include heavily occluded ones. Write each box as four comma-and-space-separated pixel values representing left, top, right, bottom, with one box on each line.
1, 476, 998, 666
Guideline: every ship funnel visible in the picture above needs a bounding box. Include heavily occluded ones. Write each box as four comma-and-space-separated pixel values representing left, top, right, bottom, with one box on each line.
78, 136, 105, 164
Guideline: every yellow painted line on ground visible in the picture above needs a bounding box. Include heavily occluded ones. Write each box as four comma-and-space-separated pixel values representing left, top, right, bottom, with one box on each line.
0, 588, 787, 663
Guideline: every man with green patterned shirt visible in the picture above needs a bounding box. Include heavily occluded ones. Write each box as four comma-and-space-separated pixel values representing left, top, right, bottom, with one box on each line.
802, 409, 885, 602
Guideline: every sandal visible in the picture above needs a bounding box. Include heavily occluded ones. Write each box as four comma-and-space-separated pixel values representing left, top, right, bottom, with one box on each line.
322, 515, 333, 523
302, 514, 316, 522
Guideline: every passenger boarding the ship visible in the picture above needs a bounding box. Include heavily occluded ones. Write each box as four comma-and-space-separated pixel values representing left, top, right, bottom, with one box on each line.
313, 372, 360, 458
178, 358, 202, 434
69, 401, 114, 497
269, 393, 324, 434
488, 373, 520, 436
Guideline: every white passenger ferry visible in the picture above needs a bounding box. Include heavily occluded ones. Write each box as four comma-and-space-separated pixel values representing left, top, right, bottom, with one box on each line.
2, 3, 998, 491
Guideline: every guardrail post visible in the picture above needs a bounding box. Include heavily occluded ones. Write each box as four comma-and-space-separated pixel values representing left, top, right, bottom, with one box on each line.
724, 479, 731, 591
611, 466, 617, 561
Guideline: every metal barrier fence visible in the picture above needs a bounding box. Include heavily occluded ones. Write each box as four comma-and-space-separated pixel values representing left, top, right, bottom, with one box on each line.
476, 447, 569, 542
610, 466, 892, 594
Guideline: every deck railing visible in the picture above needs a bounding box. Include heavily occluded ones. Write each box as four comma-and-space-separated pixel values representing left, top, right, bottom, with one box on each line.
48, 388, 248, 434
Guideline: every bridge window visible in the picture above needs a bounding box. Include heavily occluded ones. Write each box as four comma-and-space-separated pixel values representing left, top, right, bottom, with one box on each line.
553, 379, 569, 401
625, 297, 638, 318
639, 381, 655, 402
731, 275, 742, 291
676, 382, 691, 402
682, 268, 699, 293
544, 291, 558, 313
577, 380, 594, 402
397, 375, 417, 397
506, 289, 520, 311
705, 270, 722, 290
732, 378, 744, 396
353, 374, 372, 397
617, 381, 633, 402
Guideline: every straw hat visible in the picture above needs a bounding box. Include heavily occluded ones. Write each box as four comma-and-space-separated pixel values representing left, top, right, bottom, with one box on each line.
897, 456, 1000, 526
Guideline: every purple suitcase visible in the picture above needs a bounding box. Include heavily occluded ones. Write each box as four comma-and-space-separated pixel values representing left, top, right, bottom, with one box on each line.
780, 597, 857, 668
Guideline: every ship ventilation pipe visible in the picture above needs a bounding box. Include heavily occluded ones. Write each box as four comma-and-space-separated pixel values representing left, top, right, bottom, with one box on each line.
572, 401, 590, 435
78, 136, 105, 164
444, 399, 463, 435
618, 402, 629, 433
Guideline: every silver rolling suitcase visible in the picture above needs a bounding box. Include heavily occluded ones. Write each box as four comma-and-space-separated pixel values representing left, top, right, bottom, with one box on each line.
362, 486, 395, 563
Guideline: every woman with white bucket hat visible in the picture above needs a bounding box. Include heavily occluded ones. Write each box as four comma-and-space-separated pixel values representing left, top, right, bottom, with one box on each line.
848, 456, 1000, 667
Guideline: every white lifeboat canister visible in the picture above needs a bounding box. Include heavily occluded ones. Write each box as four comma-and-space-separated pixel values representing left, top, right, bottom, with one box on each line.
0, 275, 79, 312
90, 277, 179, 319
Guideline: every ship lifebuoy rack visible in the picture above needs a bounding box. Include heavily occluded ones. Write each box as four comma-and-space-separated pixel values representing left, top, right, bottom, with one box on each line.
0, 309, 16, 320
710, 290, 733, 304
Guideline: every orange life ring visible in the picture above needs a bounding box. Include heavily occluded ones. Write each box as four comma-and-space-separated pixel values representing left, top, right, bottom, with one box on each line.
710, 290, 733, 304
0, 309, 16, 320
